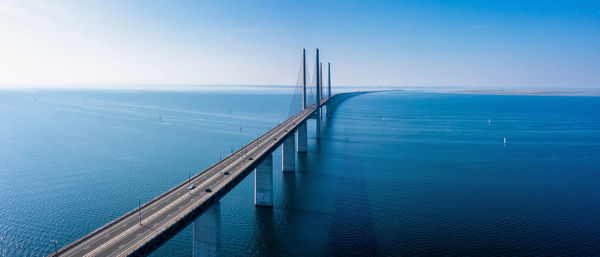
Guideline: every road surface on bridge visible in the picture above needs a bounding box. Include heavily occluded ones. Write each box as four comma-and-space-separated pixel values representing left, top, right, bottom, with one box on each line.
54, 98, 329, 257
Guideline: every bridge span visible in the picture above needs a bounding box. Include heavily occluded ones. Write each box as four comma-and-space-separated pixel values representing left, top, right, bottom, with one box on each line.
51, 49, 365, 257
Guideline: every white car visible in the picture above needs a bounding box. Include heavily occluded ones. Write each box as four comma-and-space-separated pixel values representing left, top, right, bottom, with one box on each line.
188, 184, 196, 190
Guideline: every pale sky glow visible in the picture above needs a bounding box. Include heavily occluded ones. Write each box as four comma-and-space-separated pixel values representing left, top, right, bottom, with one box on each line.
1, 0, 599, 89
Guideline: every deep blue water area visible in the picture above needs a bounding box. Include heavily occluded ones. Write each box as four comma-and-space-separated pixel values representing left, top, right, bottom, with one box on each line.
0, 90, 598, 256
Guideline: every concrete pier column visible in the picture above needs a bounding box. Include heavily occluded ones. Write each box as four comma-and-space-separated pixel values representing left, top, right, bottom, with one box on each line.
282, 134, 295, 172
193, 201, 220, 257
316, 114, 321, 140
254, 154, 273, 207
297, 122, 307, 152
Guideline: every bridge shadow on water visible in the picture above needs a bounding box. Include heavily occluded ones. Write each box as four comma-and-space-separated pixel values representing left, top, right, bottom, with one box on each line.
250, 104, 380, 257
322, 106, 379, 257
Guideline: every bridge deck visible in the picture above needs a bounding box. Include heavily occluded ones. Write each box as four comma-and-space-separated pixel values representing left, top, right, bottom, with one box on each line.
54, 97, 330, 257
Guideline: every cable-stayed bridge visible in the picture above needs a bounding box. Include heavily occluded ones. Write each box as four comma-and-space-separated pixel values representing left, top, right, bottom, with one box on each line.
52, 49, 367, 257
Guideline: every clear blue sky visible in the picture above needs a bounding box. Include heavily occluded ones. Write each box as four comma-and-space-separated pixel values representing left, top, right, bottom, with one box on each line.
1, 0, 598, 88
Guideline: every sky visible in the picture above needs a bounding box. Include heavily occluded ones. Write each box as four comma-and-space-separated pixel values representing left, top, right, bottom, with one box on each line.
0, 0, 599, 89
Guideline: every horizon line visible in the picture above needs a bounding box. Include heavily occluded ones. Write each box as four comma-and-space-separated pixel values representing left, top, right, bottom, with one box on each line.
0, 83, 598, 90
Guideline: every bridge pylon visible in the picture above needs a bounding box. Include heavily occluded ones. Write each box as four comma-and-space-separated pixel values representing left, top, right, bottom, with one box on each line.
320, 62, 323, 118
302, 48, 307, 109
328, 62, 331, 98
326, 62, 332, 118
316, 48, 321, 140
298, 49, 308, 152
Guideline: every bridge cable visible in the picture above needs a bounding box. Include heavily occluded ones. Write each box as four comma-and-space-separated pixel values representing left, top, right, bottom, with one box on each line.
287, 54, 305, 118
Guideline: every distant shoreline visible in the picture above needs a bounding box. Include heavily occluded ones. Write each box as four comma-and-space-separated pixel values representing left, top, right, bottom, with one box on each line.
1, 85, 599, 97
430, 89, 600, 97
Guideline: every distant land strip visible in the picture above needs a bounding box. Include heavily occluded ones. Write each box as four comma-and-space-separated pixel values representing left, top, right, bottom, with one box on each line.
443, 89, 600, 96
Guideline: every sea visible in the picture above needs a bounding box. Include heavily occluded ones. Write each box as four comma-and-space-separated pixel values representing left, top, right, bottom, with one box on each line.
0, 88, 599, 256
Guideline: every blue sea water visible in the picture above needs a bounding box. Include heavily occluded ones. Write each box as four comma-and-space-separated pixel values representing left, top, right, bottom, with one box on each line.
0, 89, 599, 256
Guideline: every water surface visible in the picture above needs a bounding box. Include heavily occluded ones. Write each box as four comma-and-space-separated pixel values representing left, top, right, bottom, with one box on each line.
0, 90, 599, 256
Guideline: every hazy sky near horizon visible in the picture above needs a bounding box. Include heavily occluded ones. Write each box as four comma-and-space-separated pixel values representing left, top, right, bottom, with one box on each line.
1, 0, 599, 89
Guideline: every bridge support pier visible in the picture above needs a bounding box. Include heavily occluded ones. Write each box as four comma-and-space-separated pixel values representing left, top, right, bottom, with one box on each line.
316, 113, 321, 140
282, 134, 295, 172
297, 122, 307, 152
193, 201, 220, 257
254, 154, 273, 207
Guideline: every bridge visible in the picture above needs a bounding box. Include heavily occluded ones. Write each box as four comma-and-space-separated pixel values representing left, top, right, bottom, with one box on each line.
51, 49, 366, 257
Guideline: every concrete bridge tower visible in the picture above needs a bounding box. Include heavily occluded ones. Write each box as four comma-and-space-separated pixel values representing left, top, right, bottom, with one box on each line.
328, 62, 331, 98
320, 62, 323, 118
297, 49, 308, 153
316, 48, 321, 140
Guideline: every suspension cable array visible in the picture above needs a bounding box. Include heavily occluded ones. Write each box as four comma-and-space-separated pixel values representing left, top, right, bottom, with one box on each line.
286, 49, 331, 118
